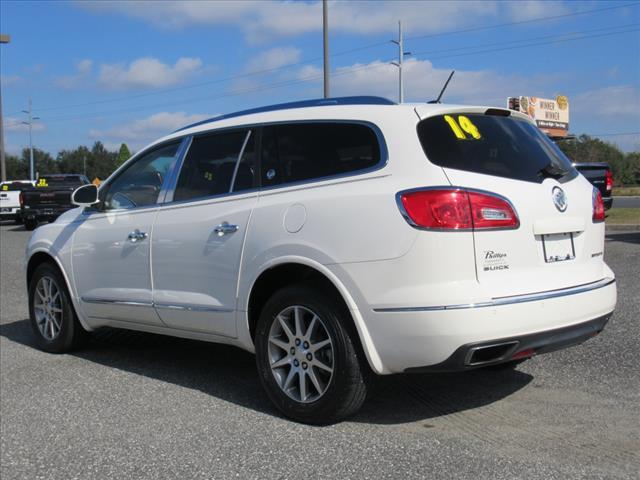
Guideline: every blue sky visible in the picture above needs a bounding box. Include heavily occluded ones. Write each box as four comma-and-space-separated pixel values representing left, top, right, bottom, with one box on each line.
1, 0, 639, 155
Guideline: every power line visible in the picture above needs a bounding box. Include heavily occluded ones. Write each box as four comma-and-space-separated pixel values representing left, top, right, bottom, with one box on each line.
406, 1, 640, 41
28, 1, 638, 114
34, 26, 638, 124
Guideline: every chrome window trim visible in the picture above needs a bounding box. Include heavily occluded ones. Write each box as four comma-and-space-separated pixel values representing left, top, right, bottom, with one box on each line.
373, 277, 615, 313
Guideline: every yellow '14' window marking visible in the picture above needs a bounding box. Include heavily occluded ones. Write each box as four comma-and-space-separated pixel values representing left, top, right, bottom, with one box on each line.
444, 115, 482, 140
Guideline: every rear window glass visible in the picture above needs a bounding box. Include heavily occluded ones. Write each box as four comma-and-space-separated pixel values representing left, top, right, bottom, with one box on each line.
417, 113, 575, 183
35, 175, 88, 187
261, 123, 381, 187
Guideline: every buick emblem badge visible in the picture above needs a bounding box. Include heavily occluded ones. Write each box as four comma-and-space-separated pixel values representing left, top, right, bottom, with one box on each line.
552, 186, 567, 212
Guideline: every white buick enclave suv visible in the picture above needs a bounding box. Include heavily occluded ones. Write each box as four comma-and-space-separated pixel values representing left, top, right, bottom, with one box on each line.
25, 97, 616, 423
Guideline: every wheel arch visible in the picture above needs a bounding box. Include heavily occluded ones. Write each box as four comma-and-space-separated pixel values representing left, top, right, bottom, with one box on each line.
244, 257, 385, 374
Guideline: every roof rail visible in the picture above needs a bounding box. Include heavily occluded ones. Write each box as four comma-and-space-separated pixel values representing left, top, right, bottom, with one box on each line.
174, 96, 396, 132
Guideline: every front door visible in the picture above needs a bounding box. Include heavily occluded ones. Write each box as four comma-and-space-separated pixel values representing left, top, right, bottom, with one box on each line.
151, 128, 257, 337
73, 141, 182, 325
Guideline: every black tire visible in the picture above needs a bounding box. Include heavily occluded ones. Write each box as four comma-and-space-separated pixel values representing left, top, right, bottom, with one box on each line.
255, 284, 371, 424
24, 218, 38, 231
28, 262, 88, 353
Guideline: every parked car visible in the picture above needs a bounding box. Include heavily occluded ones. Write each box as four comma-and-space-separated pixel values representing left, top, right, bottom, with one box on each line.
25, 97, 616, 424
21, 174, 90, 230
572, 162, 613, 210
0, 180, 34, 223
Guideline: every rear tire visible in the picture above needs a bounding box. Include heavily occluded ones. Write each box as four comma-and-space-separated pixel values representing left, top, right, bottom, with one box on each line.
24, 219, 38, 231
255, 284, 370, 424
28, 263, 87, 353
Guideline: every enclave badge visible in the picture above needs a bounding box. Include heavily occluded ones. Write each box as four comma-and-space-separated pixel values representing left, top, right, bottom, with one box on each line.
552, 186, 567, 212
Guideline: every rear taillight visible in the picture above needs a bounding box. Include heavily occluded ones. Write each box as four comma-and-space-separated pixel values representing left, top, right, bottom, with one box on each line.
19, 192, 24, 208
592, 188, 605, 223
605, 170, 613, 191
398, 188, 519, 230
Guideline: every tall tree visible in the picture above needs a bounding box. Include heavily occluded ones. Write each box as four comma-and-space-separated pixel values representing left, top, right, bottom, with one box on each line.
116, 143, 131, 168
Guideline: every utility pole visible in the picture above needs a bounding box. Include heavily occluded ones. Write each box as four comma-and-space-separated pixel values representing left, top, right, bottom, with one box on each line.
391, 21, 411, 103
322, 0, 330, 98
21, 98, 40, 181
0, 34, 10, 182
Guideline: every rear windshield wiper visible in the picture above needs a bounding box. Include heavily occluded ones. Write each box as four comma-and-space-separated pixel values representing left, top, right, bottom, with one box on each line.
538, 162, 568, 180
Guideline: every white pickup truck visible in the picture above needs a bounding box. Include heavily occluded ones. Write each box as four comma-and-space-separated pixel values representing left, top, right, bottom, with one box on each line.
0, 180, 34, 223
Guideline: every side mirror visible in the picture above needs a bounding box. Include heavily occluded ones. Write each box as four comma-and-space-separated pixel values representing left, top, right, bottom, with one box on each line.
72, 184, 99, 207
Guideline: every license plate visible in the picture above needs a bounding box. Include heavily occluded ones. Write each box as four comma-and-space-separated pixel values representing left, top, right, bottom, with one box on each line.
542, 233, 575, 263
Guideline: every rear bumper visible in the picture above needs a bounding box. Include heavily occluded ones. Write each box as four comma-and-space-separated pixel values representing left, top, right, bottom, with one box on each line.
363, 278, 616, 373
405, 313, 611, 372
603, 196, 613, 210
22, 208, 69, 221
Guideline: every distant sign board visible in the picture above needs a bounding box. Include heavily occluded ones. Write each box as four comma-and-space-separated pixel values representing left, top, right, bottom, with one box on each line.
507, 95, 569, 137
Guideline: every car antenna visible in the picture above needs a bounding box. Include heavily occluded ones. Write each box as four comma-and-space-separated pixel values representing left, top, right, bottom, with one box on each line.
428, 70, 455, 104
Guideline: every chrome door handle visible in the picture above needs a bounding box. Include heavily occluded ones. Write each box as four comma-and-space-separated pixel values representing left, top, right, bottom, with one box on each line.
214, 222, 239, 236
127, 229, 148, 242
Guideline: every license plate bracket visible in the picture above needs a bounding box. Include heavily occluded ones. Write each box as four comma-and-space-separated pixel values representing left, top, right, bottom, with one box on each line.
542, 232, 576, 263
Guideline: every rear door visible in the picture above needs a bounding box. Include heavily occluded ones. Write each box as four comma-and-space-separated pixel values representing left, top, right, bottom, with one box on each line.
415, 107, 607, 298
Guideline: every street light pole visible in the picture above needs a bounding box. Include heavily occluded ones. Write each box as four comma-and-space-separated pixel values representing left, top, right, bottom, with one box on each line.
391, 21, 411, 103
22, 98, 40, 181
0, 34, 10, 182
322, 0, 330, 98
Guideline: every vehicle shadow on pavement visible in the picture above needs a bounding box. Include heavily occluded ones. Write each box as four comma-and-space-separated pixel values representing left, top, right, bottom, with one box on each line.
0, 319, 532, 425
605, 232, 640, 245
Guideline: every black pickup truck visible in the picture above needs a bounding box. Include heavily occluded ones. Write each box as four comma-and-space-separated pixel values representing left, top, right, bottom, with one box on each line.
21, 174, 90, 230
573, 162, 613, 210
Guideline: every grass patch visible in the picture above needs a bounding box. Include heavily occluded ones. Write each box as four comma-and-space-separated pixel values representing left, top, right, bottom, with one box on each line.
614, 186, 640, 196
606, 208, 640, 225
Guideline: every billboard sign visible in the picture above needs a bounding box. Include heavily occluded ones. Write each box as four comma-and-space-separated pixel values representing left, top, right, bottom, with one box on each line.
507, 95, 569, 137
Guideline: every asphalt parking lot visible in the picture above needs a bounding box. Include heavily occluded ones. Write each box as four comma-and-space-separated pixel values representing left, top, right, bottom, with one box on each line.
1, 222, 638, 479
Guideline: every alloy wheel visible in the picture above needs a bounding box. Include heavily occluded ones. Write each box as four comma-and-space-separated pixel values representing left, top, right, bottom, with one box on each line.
33, 276, 63, 341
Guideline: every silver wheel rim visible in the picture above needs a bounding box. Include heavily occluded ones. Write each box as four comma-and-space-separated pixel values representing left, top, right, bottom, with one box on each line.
33, 276, 63, 341
268, 305, 334, 403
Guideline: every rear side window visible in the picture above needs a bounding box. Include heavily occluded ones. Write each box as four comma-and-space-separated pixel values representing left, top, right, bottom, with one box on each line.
417, 113, 575, 183
261, 123, 381, 187
174, 130, 255, 202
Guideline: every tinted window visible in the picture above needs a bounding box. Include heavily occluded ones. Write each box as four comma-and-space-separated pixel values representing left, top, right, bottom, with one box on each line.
261, 123, 380, 187
35, 175, 89, 187
417, 113, 575, 183
174, 130, 254, 201
103, 142, 179, 210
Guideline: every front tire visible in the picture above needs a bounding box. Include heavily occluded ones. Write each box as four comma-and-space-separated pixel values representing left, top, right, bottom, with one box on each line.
24, 218, 38, 231
28, 263, 87, 353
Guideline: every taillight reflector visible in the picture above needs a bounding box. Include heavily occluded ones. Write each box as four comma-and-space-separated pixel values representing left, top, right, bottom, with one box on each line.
19, 192, 24, 207
592, 188, 605, 223
398, 188, 519, 230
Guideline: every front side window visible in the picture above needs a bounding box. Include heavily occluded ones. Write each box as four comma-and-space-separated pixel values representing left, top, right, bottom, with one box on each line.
261, 123, 381, 187
102, 142, 179, 210
173, 129, 254, 202
417, 113, 576, 183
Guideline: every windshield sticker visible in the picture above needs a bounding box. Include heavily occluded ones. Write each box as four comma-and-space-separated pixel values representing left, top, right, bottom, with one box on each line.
1, 185, 7, 191
36, 178, 48, 187
444, 115, 482, 141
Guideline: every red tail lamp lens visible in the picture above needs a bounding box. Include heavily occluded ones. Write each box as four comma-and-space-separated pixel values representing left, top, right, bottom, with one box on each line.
592, 189, 605, 223
605, 170, 613, 191
399, 188, 519, 230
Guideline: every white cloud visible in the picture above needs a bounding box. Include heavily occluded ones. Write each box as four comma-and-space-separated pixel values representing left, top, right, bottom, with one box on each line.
247, 47, 302, 72
54, 59, 93, 89
78, 0, 503, 42
504, 0, 569, 21
89, 111, 214, 148
0, 74, 22, 87
98, 57, 204, 90
573, 85, 640, 117
4, 117, 46, 133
